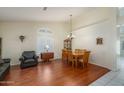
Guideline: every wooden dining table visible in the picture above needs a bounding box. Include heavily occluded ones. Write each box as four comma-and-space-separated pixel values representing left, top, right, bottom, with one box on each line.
72, 52, 84, 67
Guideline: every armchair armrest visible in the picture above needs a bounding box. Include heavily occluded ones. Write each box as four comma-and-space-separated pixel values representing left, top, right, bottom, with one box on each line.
19, 56, 25, 61
3, 58, 11, 63
34, 55, 39, 59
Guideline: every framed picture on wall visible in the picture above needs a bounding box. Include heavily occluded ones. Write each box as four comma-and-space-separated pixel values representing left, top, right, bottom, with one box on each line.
96, 37, 103, 45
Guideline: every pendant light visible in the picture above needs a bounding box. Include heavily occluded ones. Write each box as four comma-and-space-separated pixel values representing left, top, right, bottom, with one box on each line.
67, 14, 75, 39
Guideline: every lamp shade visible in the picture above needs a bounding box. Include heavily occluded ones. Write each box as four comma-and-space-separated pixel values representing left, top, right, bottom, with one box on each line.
45, 45, 49, 49
67, 32, 75, 39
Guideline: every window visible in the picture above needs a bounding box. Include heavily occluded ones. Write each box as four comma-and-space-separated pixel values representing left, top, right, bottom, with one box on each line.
36, 28, 54, 55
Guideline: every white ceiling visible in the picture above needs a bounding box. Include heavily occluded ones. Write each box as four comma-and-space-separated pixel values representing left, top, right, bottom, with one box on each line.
0, 7, 93, 22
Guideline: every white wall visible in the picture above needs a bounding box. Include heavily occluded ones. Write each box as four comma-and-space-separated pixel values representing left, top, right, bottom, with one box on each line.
72, 8, 118, 71
0, 21, 69, 65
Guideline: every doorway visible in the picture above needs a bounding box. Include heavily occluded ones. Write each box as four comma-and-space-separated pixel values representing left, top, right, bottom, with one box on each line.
0, 38, 1, 58
119, 26, 124, 70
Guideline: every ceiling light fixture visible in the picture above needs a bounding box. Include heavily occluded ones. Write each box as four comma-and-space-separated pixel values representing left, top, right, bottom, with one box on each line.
43, 7, 47, 11
67, 14, 75, 39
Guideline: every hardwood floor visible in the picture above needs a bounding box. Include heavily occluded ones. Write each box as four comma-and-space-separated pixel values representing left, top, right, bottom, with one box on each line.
1, 60, 110, 86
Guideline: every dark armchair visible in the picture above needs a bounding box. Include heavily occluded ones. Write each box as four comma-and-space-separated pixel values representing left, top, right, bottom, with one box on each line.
19, 51, 39, 69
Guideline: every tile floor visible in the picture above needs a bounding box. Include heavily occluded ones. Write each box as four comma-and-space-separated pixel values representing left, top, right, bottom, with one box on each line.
90, 57, 124, 86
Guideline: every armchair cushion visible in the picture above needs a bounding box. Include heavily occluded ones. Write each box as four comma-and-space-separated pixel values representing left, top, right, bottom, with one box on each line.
25, 59, 35, 63
22, 51, 35, 59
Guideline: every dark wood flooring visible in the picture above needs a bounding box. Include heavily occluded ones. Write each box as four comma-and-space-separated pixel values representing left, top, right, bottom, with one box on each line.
1, 60, 110, 86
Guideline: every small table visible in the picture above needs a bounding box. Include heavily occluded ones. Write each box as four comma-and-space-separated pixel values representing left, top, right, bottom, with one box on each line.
41, 52, 54, 62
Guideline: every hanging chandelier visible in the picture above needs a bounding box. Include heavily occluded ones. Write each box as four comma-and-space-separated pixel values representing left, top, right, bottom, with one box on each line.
67, 14, 75, 39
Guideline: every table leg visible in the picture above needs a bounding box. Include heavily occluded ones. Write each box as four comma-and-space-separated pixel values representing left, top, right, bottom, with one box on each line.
75, 57, 78, 68
72, 61, 74, 67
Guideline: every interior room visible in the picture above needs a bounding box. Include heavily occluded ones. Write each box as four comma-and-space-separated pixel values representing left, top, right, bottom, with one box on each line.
0, 7, 123, 86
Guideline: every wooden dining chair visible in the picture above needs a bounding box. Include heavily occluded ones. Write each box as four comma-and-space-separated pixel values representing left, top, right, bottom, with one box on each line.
75, 49, 80, 52
78, 51, 90, 68
67, 50, 75, 67
75, 49, 87, 53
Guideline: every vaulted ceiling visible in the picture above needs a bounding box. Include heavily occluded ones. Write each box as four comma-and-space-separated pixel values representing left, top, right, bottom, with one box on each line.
0, 7, 94, 22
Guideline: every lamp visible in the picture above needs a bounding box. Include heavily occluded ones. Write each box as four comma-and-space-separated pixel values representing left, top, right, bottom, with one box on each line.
19, 35, 25, 42
45, 45, 49, 52
67, 14, 75, 39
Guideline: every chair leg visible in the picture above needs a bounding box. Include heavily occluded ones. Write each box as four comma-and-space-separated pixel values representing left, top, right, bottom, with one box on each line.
80, 62, 83, 68
72, 61, 74, 67
82, 63, 84, 68
75, 61, 78, 68
85, 63, 88, 67
83, 63, 88, 68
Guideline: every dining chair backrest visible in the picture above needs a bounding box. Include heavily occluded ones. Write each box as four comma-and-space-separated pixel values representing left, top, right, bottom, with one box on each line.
83, 51, 91, 64
75, 49, 87, 53
79, 49, 87, 53
75, 49, 80, 53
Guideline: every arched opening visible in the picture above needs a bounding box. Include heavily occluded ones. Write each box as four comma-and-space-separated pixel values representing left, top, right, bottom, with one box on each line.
36, 28, 54, 56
